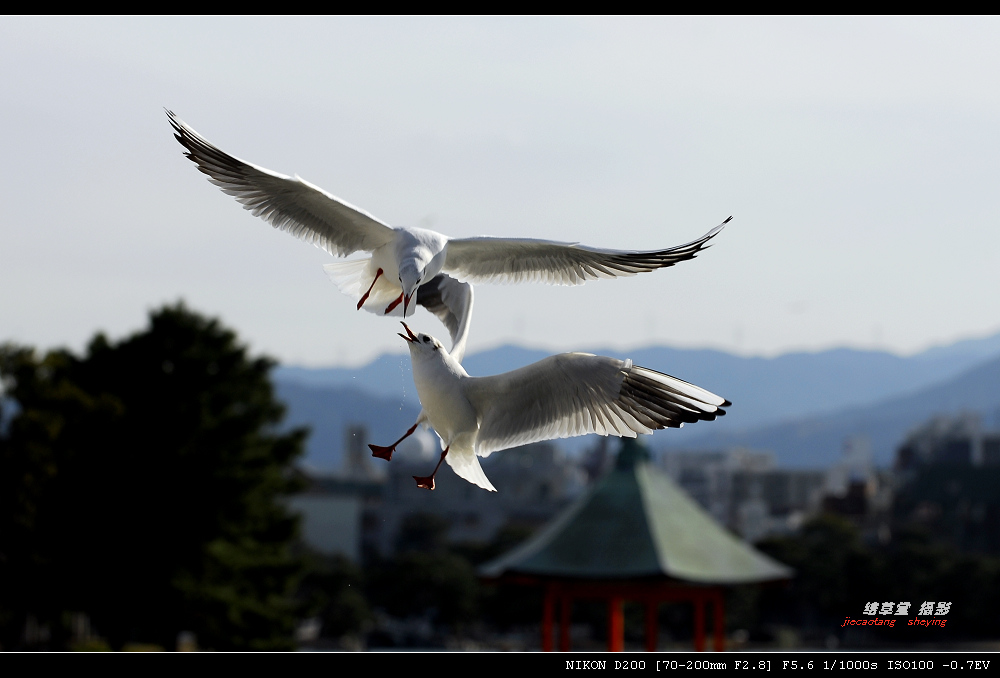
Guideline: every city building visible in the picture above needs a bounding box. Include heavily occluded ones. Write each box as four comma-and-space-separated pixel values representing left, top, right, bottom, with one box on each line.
660, 448, 825, 542
290, 422, 588, 560
288, 424, 385, 562
373, 432, 587, 555
892, 413, 1000, 554
895, 413, 1000, 471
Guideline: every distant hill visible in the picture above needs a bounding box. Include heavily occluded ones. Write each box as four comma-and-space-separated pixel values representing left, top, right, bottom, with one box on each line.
274, 332, 1000, 471
666, 354, 1000, 468
911, 331, 1000, 366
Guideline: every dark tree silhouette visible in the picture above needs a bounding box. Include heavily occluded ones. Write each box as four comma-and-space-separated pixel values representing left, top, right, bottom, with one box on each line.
0, 303, 306, 650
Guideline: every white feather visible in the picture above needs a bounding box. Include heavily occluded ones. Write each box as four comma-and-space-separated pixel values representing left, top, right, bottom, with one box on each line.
401, 329, 730, 491
169, 110, 728, 365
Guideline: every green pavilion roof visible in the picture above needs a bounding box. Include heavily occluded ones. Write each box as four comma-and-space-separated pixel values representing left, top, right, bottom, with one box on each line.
480, 438, 793, 585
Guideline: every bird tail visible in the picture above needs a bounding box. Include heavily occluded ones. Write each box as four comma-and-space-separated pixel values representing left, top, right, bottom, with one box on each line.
445, 447, 497, 492
324, 258, 403, 315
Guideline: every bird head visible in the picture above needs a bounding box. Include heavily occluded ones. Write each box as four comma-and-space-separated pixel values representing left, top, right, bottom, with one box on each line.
397, 265, 423, 317
398, 322, 444, 355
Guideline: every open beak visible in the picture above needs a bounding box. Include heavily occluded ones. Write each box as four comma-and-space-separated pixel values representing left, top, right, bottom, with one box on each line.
398, 321, 419, 343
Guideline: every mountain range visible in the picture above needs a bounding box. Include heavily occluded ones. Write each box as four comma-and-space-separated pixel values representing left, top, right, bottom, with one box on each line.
274, 330, 1000, 471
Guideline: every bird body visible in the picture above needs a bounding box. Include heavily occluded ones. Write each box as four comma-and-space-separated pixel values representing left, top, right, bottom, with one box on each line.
404, 331, 488, 488
385, 226, 450, 284
396, 323, 730, 492
168, 110, 728, 364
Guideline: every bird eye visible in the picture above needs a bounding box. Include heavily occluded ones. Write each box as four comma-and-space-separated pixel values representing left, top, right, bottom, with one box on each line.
423, 337, 430, 343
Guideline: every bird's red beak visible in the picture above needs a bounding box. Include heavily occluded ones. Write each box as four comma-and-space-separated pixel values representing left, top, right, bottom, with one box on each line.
403, 291, 414, 317
398, 322, 418, 343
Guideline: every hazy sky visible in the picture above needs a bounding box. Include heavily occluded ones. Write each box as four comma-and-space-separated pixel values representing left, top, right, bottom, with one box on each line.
3, 16, 1000, 366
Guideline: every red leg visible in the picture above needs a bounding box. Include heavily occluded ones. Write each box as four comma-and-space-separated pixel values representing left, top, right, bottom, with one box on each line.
383, 292, 404, 314
414, 447, 449, 490
368, 422, 418, 461
357, 268, 384, 310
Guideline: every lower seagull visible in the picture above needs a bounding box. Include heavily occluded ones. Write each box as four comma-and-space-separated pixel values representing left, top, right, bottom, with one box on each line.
370, 323, 731, 492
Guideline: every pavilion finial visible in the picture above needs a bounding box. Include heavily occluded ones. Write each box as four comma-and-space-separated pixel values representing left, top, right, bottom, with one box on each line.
615, 436, 651, 470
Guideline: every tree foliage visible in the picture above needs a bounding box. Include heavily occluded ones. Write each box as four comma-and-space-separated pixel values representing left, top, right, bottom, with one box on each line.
0, 303, 306, 650
298, 552, 372, 640
750, 514, 1000, 644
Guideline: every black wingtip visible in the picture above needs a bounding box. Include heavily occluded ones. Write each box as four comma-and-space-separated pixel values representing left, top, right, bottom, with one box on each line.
166, 110, 185, 140
722, 399, 732, 407
723, 216, 733, 224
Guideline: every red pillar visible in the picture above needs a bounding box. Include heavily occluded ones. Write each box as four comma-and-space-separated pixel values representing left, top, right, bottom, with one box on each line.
693, 592, 705, 652
542, 585, 555, 652
644, 600, 658, 652
712, 590, 725, 652
559, 595, 572, 652
607, 596, 624, 652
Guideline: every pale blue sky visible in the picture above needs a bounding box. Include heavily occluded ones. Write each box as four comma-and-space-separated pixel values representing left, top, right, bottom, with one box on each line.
3, 16, 999, 366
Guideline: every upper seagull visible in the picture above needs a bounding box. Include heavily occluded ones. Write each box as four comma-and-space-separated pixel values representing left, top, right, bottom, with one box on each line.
380, 323, 730, 492
168, 111, 729, 363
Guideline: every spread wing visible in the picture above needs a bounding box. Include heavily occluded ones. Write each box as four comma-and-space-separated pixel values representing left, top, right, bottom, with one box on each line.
415, 274, 474, 363
463, 353, 730, 457
443, 217, 729, 285
167, 110, 396, 256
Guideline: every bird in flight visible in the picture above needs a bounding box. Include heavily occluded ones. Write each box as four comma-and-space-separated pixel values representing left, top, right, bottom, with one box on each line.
168, 111, 729, 363
375, 322, 730, 492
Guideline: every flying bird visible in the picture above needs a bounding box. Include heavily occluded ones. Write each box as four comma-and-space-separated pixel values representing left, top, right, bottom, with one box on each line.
167, 110, 729, 363
373, 322, 730, 492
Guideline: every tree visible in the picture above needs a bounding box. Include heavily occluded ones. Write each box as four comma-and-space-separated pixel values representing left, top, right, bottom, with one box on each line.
366, 513, 480, 632
0, 344, 121, 649
760, 514, 880, 622
0, 303, 306, 650
751, 514, 1000, 644
298, 553, 372, 640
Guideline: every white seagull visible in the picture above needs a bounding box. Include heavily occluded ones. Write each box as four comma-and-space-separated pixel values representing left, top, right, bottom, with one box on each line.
168, 111, 729, 363
375, 322, 730, 492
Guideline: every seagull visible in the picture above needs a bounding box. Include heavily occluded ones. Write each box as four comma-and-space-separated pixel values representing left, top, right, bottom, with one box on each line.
372, 322, 730, 492
168, 111, 729, 363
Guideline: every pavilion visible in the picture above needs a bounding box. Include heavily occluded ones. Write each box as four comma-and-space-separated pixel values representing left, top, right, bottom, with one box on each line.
479, 438, 792, 651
